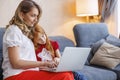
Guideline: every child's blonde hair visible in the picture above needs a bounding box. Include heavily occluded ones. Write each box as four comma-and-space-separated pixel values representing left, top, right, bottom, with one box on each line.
32, 24, 55, 58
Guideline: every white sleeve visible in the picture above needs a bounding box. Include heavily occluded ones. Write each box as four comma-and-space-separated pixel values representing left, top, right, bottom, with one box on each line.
4, 28, 22, 47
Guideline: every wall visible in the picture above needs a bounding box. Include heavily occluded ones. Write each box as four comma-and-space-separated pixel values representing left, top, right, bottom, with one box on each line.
0, 0, 21, 26
0, 0, 118, 43
0, 0, 85, 43
39, 0, 85, 43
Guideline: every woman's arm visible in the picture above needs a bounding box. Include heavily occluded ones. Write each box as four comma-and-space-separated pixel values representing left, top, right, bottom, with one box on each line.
8, 46, 54, 69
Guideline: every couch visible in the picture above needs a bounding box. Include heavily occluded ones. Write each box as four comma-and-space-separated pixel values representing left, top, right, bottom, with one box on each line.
0, 23, 120, 80
73, 23, 120, 80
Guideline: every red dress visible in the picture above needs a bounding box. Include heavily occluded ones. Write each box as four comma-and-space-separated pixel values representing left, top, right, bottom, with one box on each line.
5, 41, 74, 80
35, 41, 59, 61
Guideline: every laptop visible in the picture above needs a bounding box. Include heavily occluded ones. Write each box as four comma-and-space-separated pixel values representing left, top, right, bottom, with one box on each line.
40, 47, 91, 72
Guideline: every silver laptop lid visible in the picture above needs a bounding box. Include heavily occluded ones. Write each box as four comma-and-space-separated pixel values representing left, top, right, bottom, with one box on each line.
56, 47, 91, 72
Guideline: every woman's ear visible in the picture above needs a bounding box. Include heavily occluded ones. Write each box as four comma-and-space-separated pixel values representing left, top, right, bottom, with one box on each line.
18, 12, 24, 21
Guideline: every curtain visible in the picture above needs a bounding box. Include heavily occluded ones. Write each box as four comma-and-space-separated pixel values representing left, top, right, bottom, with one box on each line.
98, 0, 118, 22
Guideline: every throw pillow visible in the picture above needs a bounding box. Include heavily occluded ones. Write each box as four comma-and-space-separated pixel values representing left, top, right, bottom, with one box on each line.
90, 42, 120, 69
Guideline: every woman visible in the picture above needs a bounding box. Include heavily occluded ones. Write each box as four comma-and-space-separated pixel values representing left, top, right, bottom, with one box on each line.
2, 0, 74, 80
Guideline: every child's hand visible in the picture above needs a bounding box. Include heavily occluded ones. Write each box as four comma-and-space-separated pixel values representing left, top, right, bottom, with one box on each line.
54, 57, 60, 65
44, 61, 57, 68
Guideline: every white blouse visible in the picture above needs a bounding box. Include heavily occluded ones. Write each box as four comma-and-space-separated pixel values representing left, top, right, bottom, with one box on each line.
2, 25, 39, 79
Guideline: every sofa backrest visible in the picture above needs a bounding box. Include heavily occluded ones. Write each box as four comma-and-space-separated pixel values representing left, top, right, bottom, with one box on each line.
73, 23, 109, 47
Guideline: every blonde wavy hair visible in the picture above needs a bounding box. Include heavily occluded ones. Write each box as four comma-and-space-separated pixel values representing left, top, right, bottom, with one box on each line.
7, 0, 42, 37
32, 24, 55, 58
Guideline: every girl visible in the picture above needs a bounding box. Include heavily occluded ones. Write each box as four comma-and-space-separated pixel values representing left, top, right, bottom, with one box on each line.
32, 24, 61, 67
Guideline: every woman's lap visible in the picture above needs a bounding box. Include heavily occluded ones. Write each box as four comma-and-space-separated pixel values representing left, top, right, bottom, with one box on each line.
5, 70, 74, 80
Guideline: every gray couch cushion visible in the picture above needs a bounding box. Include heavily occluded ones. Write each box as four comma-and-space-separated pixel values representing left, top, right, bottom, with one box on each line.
0, 28, 5, 66
106, 35, 120, 47
49, 36, 75, 53
79, 65, 117, 80
113, 64, 120, 80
